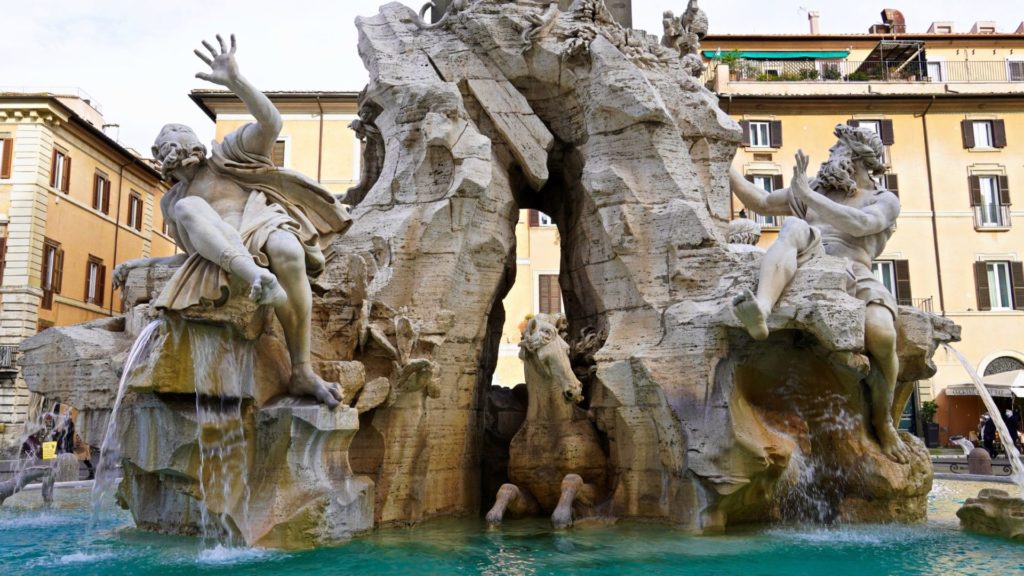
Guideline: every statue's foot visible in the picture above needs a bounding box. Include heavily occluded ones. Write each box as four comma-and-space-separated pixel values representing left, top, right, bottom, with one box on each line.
290, 363, 343, 408
486, 483, 521, 527
732, 288, 770, 341
249, 270, 288, 307
551, 474, 584, 530
877, 421, 911, 464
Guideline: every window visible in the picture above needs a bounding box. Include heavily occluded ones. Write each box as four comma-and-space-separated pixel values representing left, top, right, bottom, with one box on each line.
41, 239, 64, 310
749, 121, 770, 148
748, 174, 783, 228
127, 192, 143, 230
848, 119, 894, 163
93, 172, 110, 214
974, 260, 1024, 311
962, 119, 1007, 149
271, 140, 287, 167
926, 62, 943, 82
0, 137, 12, 179
85, 255, 106, 307
969, 175, 1010, 228
0, 236, 6, 286
872, 259, 911, 305
162, 220, 173, 237
1010, 62, 1024, 82
527, 209, 555, 227
50, 149, 71, 192
537, 274, 562, 315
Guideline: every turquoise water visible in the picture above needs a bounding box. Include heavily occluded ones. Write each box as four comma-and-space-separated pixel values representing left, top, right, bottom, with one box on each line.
1, 482, 1022, 576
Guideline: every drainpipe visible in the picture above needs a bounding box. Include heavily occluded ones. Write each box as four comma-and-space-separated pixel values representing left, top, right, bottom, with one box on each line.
316, 95, 324, 183
918, 95, 946, 315
109, 160, 128, 316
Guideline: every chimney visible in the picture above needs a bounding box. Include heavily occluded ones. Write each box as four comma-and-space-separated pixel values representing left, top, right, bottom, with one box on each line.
880, 9, 906, 34
1016, 22, 1024, 34
928, 21, 955, 34
970, 21, 997, 34
808, 11, 820, 35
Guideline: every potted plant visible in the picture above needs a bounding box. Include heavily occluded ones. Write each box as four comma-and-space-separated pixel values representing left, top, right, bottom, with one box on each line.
920, 400, 939, 448
718, 50, 743, 80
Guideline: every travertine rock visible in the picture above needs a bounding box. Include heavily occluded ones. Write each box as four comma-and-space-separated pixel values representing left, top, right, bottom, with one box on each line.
957, 489, 1024, 541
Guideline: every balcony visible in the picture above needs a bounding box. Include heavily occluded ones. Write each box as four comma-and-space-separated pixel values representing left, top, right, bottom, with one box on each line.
899, 297, 934, 314
706, 60, 1024, 98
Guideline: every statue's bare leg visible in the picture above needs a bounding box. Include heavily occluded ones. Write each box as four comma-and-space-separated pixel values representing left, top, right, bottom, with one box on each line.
173, 197, 286, 306
265, 231, 342, 407
732, 218, 813, 340
485, 483, 540, 526
864, 304, 910, 464
551, 473, 598, 529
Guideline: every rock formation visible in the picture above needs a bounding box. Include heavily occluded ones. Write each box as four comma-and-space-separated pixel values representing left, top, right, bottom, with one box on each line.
19, 0, 960, 547
957, 489, 1024, 541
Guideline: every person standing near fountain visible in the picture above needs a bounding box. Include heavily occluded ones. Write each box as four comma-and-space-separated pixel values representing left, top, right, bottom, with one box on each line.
982, 413, 997, 458
113, 35, 351, 407
730, 125, 909, 464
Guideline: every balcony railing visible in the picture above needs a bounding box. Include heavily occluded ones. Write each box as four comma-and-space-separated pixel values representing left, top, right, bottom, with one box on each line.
0, 345, 15, 371
898, 297, 933, 313
708, 59, 1024, 84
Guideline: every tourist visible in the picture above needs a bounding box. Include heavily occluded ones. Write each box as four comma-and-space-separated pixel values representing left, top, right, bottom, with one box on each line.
982, 413, 997, 458
1004, 409, 1020, 452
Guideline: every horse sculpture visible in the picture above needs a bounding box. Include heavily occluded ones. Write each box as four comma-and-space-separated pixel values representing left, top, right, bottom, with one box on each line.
486, 314, 607, 528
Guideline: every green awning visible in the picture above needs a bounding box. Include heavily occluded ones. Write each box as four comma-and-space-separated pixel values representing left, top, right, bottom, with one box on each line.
703, 50, 849, 60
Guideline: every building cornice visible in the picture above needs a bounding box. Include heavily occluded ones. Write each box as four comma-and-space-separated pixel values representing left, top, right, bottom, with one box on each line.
190, 90, 360, 121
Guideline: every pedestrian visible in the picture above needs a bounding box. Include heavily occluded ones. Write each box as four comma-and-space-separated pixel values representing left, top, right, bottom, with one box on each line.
1004, 409, 1021, 452
982, 413, 997, 458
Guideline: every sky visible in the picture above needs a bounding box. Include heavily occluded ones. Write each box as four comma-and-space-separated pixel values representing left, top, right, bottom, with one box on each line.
2, 0, 1020, 154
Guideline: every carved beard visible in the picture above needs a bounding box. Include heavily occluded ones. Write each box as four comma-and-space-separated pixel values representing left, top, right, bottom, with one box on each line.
813, 152, 858, 196
159, 142, 207, 179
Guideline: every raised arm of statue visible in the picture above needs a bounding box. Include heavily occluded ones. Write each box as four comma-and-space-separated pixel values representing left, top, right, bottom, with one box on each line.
194, 34, 282, 157
729, 167, 794, 217
790, 150, 899, 237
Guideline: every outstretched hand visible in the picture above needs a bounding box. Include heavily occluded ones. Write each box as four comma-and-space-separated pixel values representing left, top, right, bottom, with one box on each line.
194, 34, 239, 87
792, 149, 812, 200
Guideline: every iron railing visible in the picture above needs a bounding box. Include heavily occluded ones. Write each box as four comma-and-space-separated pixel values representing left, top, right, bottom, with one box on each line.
711, 59, 1024, 84
0, 345, 15, 371
898, 297, 933, 313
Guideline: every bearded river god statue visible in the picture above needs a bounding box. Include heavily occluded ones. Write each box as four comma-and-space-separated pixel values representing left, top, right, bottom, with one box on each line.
19, 1, 960, 548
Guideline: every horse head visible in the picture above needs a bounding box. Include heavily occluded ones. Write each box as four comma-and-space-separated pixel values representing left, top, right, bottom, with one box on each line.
519, 315, 584, 404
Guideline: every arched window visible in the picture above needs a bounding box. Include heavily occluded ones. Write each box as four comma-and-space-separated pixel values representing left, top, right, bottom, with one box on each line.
983, 356, 1024, 376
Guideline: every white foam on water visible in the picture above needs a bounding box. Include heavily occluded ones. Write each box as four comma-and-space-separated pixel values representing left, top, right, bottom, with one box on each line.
0, 512, 70, 530
195, 544, 275, 565
54, 551, 116, 565
766, 525, 928, 546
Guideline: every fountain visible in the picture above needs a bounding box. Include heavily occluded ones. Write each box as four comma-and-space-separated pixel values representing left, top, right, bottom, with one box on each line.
9, 0, 1020, 569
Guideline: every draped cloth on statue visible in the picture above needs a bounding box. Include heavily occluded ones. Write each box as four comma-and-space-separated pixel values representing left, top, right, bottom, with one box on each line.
154, 123, 352, 310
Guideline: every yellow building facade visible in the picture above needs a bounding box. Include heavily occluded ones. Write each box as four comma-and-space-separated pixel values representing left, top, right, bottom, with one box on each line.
0, 92, 175, 451
703, 16, 1024, 444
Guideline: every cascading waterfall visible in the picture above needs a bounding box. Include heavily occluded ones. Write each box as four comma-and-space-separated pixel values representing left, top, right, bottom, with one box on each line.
189, 324, 254, 547
944, 343, 1024, 495
91, 319, 162, 515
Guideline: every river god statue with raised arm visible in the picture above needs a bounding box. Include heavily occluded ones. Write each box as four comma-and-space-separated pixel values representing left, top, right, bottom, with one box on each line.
729, 124, 909, 464
114, 35, 351, 407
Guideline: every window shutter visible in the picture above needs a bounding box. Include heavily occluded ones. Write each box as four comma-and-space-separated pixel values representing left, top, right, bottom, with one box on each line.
528, 209, 539, 227
1011, 262, 1024, 311
772, 174, 784, 191
961, 120, 975, 149
98, 264, 106, 307
740, 121, 750, 145
894, 259, 912, 301
538, 274, 550, 313
102, 180, 111, 213
54, 248, 64, 294
61, 155, 72, 192
885, 174, 899, 197
744, 174, 754, 183
0, 236, 6, 285
92, 175, 100, 209
0, 138, 12, 179
974, 261, 991, 311
769, 120, 783, 148
992, 119, 1007, 149
84, 262, 92, 303
50, 150, 58, 188
968, 176, 982, 206
880, 120, 895, 145
998, 175, 1011, 206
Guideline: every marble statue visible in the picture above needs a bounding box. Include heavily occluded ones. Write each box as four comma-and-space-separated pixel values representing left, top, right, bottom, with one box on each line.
729, 125, 908, 464
0, 466, 53, 506
113, 35, 351, 407
486, 315, 607, 529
